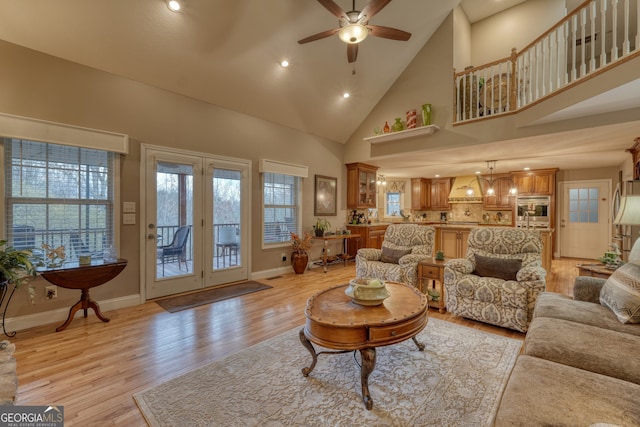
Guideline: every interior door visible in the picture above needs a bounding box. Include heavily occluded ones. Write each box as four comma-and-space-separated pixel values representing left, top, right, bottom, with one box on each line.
144, 149, 204, 299
205, 158, 250, 286
559, 180, 611, 259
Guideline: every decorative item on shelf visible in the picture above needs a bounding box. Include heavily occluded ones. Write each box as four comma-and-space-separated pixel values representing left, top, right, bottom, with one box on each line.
0, 240, 37, 288
421, 104, 432, 126
313, 218, 331, 237
290, 232, 314, 274
392, 118, 403, 132
373, 126, 381, 135
345, 278, 390, 306
435, 251, 445, 261
406, 109, 417, 129
383, 121, 390, 133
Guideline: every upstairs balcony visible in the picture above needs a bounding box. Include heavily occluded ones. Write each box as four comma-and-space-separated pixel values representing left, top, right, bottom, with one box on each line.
454, 0, 639, 125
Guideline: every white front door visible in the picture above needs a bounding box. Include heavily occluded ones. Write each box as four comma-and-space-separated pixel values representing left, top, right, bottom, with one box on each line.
559, 180, 611, 259
143, 149, 204, 299
205, 158, 250, 286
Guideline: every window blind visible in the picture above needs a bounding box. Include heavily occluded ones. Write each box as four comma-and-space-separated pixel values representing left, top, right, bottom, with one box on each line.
4, 138, 116, 262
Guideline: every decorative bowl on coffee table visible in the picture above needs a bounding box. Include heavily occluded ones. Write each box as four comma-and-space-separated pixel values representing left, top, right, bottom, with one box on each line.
345, 278, 390, 306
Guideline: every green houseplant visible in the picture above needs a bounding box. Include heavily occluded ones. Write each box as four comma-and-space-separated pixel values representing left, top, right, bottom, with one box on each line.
313, 218, 331, 237
0, 240, 37, 287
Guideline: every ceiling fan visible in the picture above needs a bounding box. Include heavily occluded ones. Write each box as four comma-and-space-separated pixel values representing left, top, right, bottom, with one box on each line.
298, 0, 411, 63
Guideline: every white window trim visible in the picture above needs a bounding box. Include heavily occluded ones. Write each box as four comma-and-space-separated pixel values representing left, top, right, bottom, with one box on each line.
0, 112, 128, 154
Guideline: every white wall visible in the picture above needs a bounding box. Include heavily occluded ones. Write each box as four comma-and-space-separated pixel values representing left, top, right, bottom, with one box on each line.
453, 6, 472, 72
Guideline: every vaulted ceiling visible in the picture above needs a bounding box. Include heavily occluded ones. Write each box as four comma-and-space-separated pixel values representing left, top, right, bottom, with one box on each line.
0, 0, 638, 178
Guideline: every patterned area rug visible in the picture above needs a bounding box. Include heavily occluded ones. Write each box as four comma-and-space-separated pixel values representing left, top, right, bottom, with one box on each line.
134, 318, 521, 426
155, 281, 272, 313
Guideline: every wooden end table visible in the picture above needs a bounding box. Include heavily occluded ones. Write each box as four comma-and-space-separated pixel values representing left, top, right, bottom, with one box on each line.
299, 282, 428, 410
39, 259, 127, 332
576, 263, 615, 279
418, 258, 446, 313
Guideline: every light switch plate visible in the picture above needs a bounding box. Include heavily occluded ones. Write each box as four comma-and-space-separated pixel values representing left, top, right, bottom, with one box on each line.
122, 213, 136, 225
123, 202, 136, 213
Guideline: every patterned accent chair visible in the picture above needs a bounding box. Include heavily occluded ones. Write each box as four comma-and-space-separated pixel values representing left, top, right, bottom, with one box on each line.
444, 227, 546, 332
355, 224, 435, 287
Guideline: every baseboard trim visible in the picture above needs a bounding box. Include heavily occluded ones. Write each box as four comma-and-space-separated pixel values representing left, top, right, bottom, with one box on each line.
250, 266, 294, 280
4, 294, 142, 334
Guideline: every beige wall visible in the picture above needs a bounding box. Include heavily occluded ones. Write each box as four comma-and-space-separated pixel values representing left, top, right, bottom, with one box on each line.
453, 6, 472, 72
0, 39, 346, 317
470, 0, 566, 65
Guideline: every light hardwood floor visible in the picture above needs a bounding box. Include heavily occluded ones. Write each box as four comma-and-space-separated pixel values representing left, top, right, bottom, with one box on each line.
10, 258, 588, 426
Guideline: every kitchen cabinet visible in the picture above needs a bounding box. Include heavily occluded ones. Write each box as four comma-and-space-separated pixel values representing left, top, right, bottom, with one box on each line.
438, 227, 470, 258
346, 224, 389, 256
512, 169, 557, 196
482, 173, 515, 210
430, 178, 452, 210
346, 162, 378, 209
411, 178, 430, 210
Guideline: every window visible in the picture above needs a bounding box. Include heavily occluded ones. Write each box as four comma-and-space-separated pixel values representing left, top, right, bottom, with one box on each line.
4, 138, 116, 261
569, 187, 599, 223
385, 192, 402, 217
262, 172, 301, 246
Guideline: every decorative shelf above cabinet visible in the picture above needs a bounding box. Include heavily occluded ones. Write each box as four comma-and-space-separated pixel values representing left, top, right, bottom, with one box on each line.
363, 125, 440, 144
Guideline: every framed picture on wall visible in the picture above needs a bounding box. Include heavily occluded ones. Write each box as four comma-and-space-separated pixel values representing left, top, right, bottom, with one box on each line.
314, 175, 337, 216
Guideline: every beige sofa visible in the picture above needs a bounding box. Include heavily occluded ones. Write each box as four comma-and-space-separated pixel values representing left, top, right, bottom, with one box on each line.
493, 260, 640, 426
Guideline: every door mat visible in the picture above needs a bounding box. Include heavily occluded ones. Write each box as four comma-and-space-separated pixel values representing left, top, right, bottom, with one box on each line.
155, 281, 273, 313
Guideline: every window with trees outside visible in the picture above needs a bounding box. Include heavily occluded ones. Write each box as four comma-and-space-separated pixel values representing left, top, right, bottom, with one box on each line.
262, 172, 300, 246
385, 192, 402, 217
4, 138, 115, 262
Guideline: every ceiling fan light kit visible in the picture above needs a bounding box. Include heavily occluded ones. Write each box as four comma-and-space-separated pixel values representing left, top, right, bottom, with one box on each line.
338, 24, 369, 44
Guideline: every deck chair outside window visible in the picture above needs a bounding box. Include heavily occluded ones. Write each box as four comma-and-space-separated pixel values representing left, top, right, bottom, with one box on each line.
158, 226, 191, 276
216, 226, 239, 267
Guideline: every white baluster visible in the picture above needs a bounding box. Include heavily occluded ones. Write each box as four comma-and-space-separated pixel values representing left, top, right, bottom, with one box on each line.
612, 0, 619, 61
571, 14, 578, 81
580, 7, 587, 76
590, 1, 597, 72
600, 0, 608, 67
622, 0, 630, 55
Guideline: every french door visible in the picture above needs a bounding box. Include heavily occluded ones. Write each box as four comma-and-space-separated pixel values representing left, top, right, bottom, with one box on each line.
559, 180, 611, 259
142, 146, 249, 299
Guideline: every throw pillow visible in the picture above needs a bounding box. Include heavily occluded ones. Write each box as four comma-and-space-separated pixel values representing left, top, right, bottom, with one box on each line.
600, 262, 640, 324
381, 247, 412, 264
473, 254, 522, 281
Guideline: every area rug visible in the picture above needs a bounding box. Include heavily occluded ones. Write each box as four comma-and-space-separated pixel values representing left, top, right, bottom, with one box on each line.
155, 281, 272, 313
134, 318, 521, 426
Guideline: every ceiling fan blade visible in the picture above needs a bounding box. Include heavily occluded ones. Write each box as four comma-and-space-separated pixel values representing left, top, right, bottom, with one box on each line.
347, 44, 358, 63
317, 0, 347, 19
367, 25, 411, 41
298, 28, 339, 44
358, 0, 392, 22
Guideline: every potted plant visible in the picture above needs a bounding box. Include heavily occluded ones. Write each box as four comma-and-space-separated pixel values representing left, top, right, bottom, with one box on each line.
290, 232, 314, 274
0, 240, 37, 288
313, 218, 331, 237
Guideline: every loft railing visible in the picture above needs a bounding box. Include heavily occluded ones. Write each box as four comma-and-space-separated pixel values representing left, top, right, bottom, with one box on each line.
454, 0, 639, 124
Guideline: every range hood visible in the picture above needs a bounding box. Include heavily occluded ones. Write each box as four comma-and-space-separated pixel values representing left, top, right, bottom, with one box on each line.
448, 175, 484, 203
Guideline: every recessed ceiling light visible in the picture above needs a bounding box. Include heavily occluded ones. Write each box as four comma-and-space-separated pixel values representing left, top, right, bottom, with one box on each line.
167, 0, 181, 12
280, 60, 289, 68
524, 167, 531, 170
342, 92, 350, 99
434, 174, 440, 178
475, 170, 481, 174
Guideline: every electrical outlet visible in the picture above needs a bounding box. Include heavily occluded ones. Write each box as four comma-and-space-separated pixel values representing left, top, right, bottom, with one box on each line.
45, 285, 57, 300
281, 253, 287, 262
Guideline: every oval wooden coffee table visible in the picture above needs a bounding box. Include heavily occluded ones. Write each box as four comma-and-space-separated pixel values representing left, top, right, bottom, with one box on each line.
299, 281, 428, 410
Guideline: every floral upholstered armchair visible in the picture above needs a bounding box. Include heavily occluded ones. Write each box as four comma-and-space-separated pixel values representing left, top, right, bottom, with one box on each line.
444, 227, 546, 332
355, 224, 435, 287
